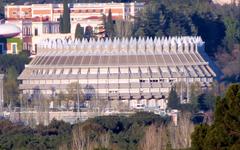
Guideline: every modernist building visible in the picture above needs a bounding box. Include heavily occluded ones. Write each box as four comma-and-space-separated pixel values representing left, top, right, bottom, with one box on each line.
18, 36, 217, 108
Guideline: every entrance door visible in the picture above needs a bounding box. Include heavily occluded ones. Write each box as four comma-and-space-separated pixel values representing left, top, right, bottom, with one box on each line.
12, 43, 17, 54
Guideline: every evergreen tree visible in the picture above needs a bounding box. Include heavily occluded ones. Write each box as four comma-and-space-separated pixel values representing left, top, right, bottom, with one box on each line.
223, 17, 239, 52
62, 0, 71, 33
74, 23, 84, 40
59, 15, 64, 33
3, 67, 19, 107
167, 86, 180, 109
167, 19, 181, 36
84, 26, 93, 40
105, 9, 115, 38
0, 0, 4, 19
191, 84, 240, 149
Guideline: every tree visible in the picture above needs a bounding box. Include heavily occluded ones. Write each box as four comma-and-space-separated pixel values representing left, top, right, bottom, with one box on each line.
0, 0, 4, 19
139, 124, 168, 150
0, 53, 30, 75
67, 82, 84, 109
3, 66, 19, 107
189, 82, 202, 112
223, 17, 239, 52
167, 86, 180, 109
62, 0, 71, 33
191, 84, 240, 149
114, 20, 133, 38
104, 9, 115, 38
75, 23, 84, 40
168, 112, 194, 149
72, 122, 110, 150
84, 26, 93, 40
59, 15, 64, 33
57, 91, 66, 108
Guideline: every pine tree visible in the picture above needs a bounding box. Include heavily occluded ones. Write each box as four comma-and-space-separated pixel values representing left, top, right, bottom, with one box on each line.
59, 15, 64, 33
191, 84, 240, 149
62, 0, 71, 33
167, 86, 180, 109
105, 9, 115, 38
75, 23, 84, 40
84, 26, 93, 40
0, 0, 4, 19
3, 67, 19, 107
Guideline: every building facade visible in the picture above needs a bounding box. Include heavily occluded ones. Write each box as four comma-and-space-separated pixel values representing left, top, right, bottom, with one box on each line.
0, 24, 22, 54
4, 2, 144, 55
212, 0, 239, 5
5, 2, 144, 33
5, 18, 59, 55
18, 36, 217, 108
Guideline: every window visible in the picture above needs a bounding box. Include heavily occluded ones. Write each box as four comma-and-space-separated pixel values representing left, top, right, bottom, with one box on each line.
34, 28, 38, 36
11, 43, 17, 54
150, 80, 158, 83
159, 79, 164, 82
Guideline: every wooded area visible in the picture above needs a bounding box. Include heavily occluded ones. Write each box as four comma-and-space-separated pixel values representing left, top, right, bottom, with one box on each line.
0, 84, 239, 149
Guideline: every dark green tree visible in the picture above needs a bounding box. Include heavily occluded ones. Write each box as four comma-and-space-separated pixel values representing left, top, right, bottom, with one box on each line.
167, 19, 182, 36
74, 23, 84, 39
3, 67, 19, 107
191, 84, 240, 149
192, 12, 226, 56
223, 17, 239, 52
59, 15, 64, 33
62, 0, 71, 33
0, 0, 4, 19
0, 53, 30, 74
167, 86, 180, 109
104, 9, 115, 38
191, 124, 209, 150
84, 26, 93, 40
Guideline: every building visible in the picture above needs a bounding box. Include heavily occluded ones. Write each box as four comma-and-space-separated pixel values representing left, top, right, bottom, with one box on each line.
18, 36, 217, 109
0, 23, 22, 54
212, 0, 239, 5
5, 2, 144, 33
5, 18, 60, 55
4, 2, 144, 55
